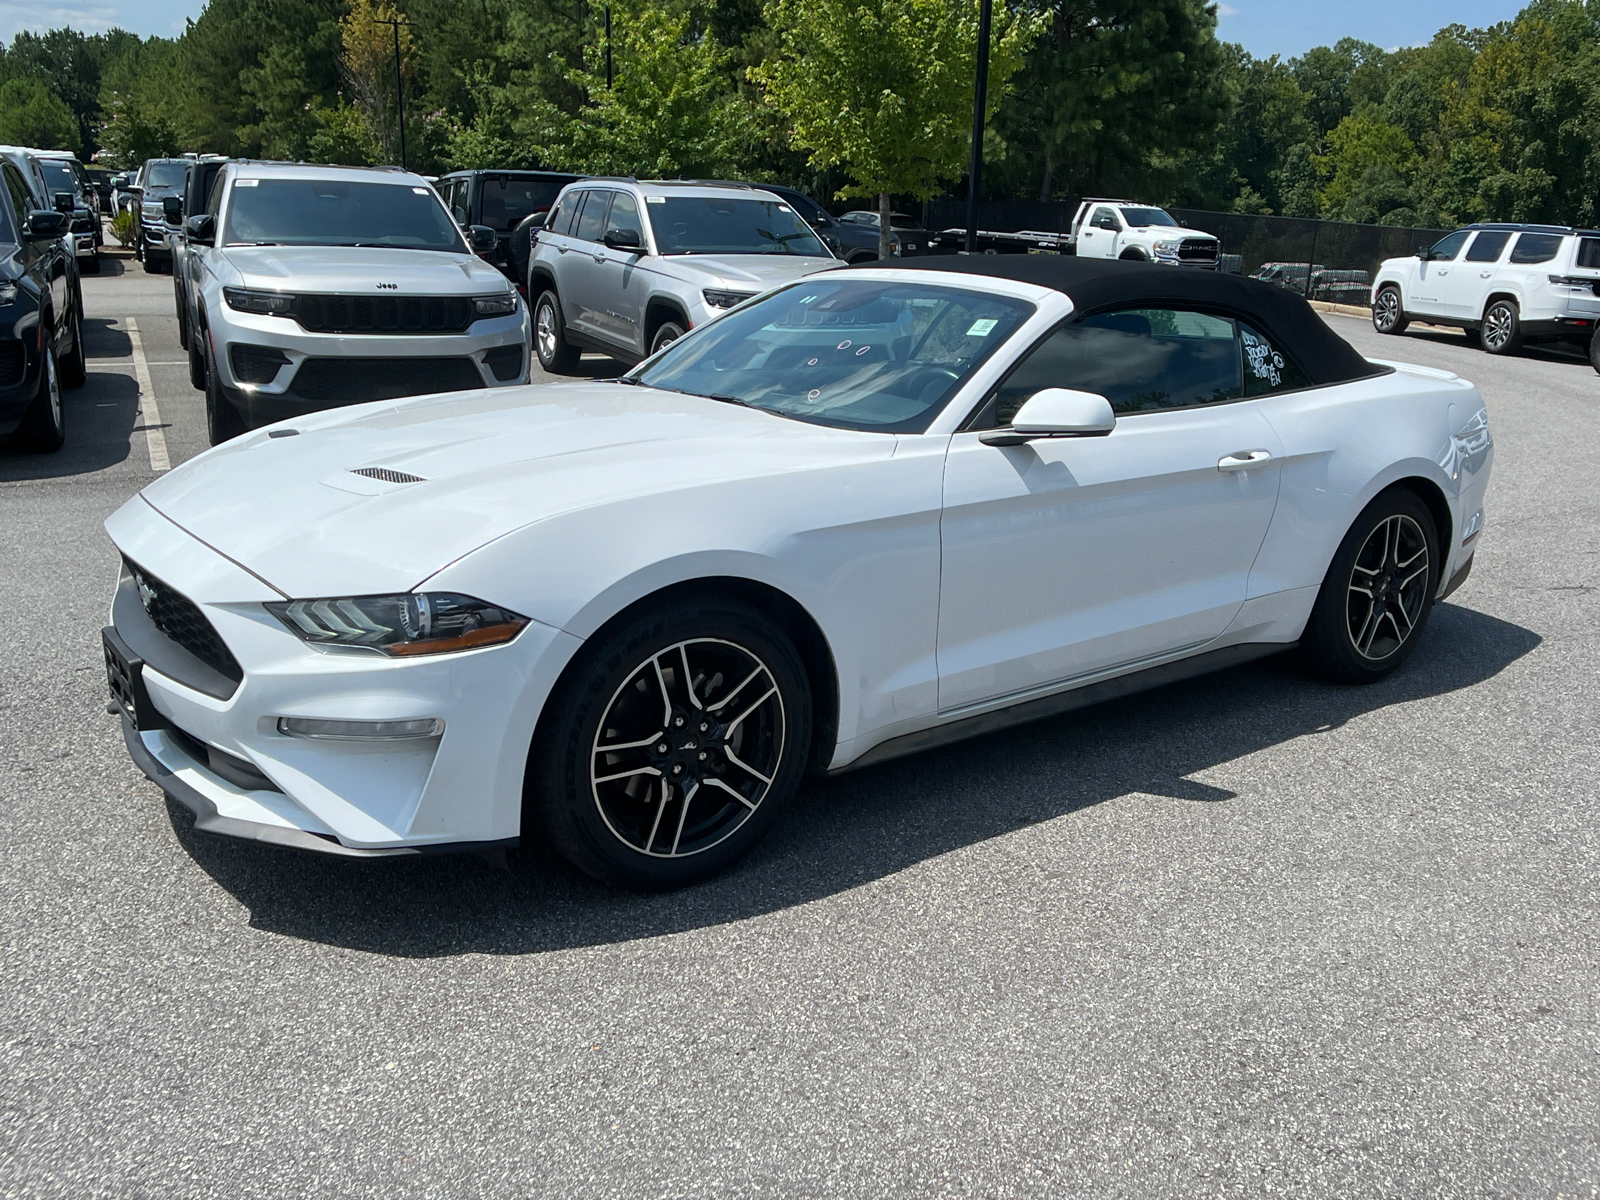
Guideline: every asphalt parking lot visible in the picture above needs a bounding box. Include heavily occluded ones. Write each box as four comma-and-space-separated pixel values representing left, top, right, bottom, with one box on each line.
2, 257, 1596, 1199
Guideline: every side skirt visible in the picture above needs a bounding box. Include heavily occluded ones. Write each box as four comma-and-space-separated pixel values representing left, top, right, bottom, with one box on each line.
830, 642, 1291, 775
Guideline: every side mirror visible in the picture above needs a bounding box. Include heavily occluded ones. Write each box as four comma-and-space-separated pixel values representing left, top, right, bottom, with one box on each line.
162, 195, 183, 223
603, 227, 642, 250
1416, 245, 1433, 260
468, 224, 497, 253
980, 388, 1116, 446
25, 210, 70, 240
53, 191, 75, 214
184, 214, 215, 244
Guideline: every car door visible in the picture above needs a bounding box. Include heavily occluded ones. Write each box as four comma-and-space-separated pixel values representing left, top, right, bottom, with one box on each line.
2, 164, 46, 314
937, 307, 1284, 711
1077, 206, 1121, 259
1446, 230, 1512, 321
586, 190, 649, 353
1410, 229, 1468, 315
560, 189, 616, 342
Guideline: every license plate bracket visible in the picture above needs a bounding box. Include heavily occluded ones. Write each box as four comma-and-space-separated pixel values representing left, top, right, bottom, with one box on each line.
103, 626, 169, 732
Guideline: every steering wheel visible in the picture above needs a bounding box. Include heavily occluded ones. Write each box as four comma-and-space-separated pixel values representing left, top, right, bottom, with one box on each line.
903, 365, 961, 403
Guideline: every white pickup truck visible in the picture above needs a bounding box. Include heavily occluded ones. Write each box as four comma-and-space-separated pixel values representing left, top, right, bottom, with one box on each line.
1068, 199, 1220, 267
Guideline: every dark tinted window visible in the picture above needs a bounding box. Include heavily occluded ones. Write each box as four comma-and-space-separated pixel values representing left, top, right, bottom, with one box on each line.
145, 161, 187, 189
38, 160, 76, 197
478, 176, 564, 231
1578, 238, 1600, 269
222, 178, 464, 251
1240, 323, 1310, 396
1429, 231, 1469, 261
0, 165, 26, 239
608, 191, 643, 241
648, 196, 827, 256
1120, 207, 1179, 228
1510, 232, 1563, 264
991, 308, 1242, 423
574, 190, 611, 242
1465, 231, 1511, 262
550, 192, 580, 235
779, 192, 828, 224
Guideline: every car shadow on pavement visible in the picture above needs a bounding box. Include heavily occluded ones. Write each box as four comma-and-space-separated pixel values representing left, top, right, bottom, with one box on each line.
1395, 325, 1589, 367
169, 602, 1541, 957
0, 366, 140, 480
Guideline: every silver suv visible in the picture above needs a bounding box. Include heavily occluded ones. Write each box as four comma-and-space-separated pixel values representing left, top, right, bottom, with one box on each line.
528, 180, 841, 371
185, 162, 529, 444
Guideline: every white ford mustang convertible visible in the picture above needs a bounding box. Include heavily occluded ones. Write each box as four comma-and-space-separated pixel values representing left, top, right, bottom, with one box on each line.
103, 257, 1494, 887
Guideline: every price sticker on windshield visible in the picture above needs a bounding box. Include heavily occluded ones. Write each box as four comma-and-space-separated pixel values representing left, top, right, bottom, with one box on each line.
965, 318, 998, 337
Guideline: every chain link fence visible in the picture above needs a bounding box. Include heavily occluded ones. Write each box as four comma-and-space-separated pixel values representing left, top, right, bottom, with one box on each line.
923, 201, 1449, 307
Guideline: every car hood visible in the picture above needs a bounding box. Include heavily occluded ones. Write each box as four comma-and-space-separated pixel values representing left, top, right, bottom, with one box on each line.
128, 383, 894, 599
663, 254, 843, 290
219, 245, 510, 294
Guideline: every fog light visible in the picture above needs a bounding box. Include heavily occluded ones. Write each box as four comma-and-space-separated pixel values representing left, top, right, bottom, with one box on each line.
230, 343, 290, 384
276, 716, 444, 740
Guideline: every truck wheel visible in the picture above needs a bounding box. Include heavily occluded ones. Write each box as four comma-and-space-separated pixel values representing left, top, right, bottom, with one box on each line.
17, 340, 65, 452
1119, 248, 1147, 261
1480, 299, 1523, 355
533, 290, 580, 373
59, 303, 87, 389
650, 322, 686, 354
1372, 285, 1408, 334
204, 336, 246, 444
1590, 333, 1600, 375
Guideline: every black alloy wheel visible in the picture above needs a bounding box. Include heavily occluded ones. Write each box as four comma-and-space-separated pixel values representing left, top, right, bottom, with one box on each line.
1372, 286, 1408, 335
204, 334, 246, 445
1590, 333, 1600, 375
58, 303, 86, 389
650, 321, 686, 356
533, 289, 580, 373
529, 598, 812, 889
1303, 488, 1439, 683
17, 339, 65, 452
1481, 299, 1523, 355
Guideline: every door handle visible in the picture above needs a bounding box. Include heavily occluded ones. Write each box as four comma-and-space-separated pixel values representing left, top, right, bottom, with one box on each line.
1480, 271, 1492, 278
1218, 449, 1273, 472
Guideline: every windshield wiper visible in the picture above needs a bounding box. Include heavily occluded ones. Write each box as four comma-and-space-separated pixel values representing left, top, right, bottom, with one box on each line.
707, 393, 755, 408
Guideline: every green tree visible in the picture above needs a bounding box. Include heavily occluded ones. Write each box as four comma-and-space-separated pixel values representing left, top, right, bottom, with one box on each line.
0, 78, 80, 151
1291, 37, 1393, 138
755, 0, 1038, 258
1315, 109, 1426, 223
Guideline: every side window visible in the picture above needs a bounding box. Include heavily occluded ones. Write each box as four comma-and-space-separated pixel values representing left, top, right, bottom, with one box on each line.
574, 190, 612, 242
449, 180, 470, 225
1464, 231, 1511, 263
2, 165, 28, 235
1239, 323, 1310, 396
206, 171, 225, 220
551, 191, 581, 235
1092, 206, 1120, 231
986, 308, 1243, 424
1510, 233, 1563, 264
1428, 230, 1470, 261
1577, 237, 1600, 269
607, 191, 643, 242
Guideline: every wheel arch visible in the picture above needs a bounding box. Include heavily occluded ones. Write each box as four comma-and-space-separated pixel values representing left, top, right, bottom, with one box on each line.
1481, 289, 1521, 321
1119, 247, 1148, 261
645, 296, 691, 348
1390, 474, 1454, 570
530, 575, 841, 778
529, 264, 558, 299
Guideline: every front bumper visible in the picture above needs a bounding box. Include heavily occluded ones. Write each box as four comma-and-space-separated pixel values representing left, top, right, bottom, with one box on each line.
104, 501, 583, 854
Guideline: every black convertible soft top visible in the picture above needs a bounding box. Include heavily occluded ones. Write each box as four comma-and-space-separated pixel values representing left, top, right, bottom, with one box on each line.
874, 255, 1383, 386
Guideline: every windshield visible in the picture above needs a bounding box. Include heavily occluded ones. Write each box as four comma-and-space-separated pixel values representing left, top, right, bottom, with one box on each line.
223, 178, 466, 251
145, 161, 186, 190
479, 176, 565, 231
1119, 207, 1179, 228
648, 196, 829, 257
632, 279, 1033, 433
38, 162, 76, 195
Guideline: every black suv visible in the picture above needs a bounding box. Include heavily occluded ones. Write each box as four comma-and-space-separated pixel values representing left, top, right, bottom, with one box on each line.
132, 158, 189, 273
33, 151, 102, 274
434, 169, 581, 289
0, 149, 87, 451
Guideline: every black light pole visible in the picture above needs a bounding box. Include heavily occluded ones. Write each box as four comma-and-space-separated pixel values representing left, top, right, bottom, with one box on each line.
605, 5, 613, 88
964, 0, 992, 253
378, 17, 415, 169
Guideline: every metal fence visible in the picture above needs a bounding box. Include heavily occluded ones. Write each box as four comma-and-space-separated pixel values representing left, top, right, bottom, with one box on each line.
923, 201, 1449, 305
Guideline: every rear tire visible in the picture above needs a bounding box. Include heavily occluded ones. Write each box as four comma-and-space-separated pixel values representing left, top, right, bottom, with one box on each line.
528, 598, 812, 889
1302, 488, 1440, 684
188, 332, 206, 390
532, 289, 580, 373
1480, 299, 1523, 355
1590, 333, 1600, 375
204, 334, 246, 445
82, 251, 100, 275
58, 303, 86, 389
1372, 285, 1408, 334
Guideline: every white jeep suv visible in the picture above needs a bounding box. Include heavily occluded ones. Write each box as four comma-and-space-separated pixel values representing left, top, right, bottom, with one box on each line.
528, 180, 842, 371
185, 162, 529, 444
1371, 223, 1600, 360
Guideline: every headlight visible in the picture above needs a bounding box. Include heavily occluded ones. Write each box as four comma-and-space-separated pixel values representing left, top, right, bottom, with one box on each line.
223, 287, 294, 315
0, 281, 16, 305
703, 288, 756, 309
473, 294, 518, 316
1154, 239, 1182, 253
266, 593, 529, 656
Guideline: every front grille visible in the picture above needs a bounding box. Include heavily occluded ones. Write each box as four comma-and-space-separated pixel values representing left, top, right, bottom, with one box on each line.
0, 340, 23, 387
289, 357, 483, 404
1179, 238, 1219, 262
293, 294, 474, 334
125, 560, 243, 685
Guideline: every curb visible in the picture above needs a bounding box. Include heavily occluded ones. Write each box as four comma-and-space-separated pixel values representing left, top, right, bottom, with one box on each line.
1309, 300, 1373, 319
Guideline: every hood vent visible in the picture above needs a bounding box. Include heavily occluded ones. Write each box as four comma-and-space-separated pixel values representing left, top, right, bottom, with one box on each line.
350, 467, 427, 484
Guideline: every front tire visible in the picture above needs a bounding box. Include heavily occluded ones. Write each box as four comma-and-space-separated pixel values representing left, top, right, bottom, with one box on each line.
82, 251, 100, 275
1481, 299, 1523, 355
1302, 488, 1440, 684
17, 340, 64, 452
532, 289, 580, 373
1372, 285, 1408, 334
1590, 333, 1600, 375
650, 321, 686, 355
203, 334, 246, 445
528, 598, 812, 889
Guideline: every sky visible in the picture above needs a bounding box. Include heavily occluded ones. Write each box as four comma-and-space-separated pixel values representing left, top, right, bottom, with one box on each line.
0, 0, 1536, 57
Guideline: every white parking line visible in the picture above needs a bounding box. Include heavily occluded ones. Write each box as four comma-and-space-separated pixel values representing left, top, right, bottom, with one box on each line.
125, 317, 170, 473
